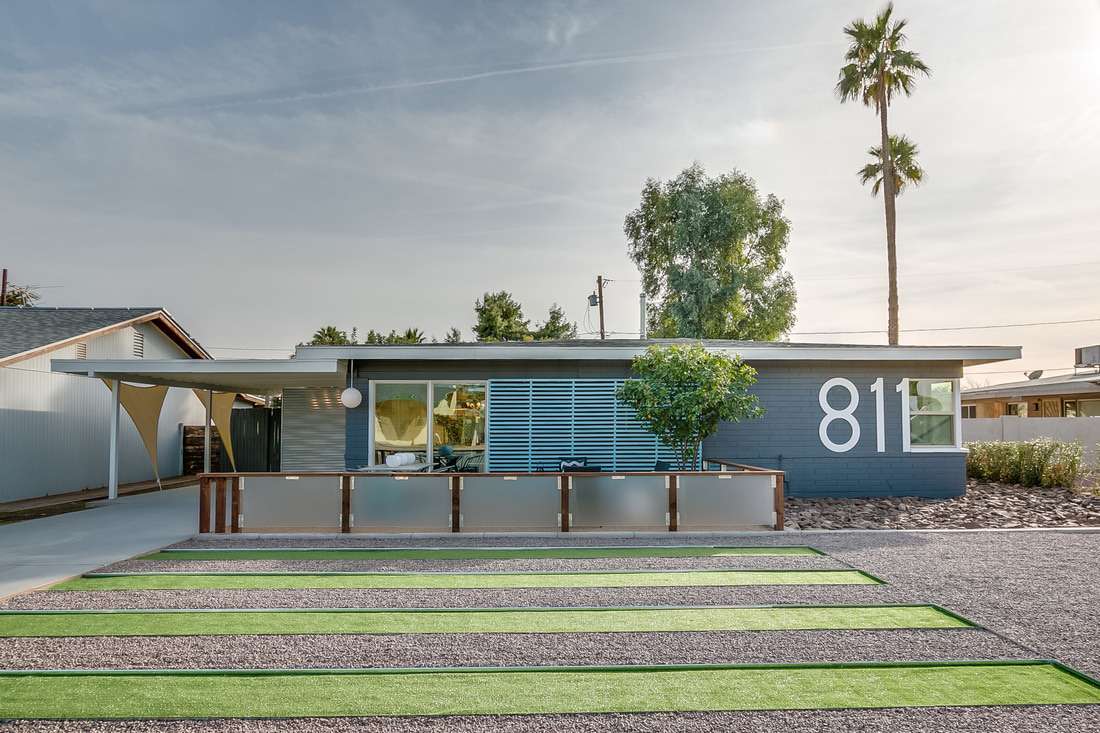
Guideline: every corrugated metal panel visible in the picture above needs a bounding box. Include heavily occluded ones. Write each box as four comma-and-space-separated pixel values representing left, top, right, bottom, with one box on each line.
281, 388, 345, 471
486, 379, 682, 472
0, 328, 204, 502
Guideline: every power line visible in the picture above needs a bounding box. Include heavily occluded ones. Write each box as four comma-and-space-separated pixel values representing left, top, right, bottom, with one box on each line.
792, 317, 1100, 336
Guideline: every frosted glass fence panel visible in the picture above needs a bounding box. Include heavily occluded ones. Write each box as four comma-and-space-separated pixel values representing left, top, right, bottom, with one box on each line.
571, 474, 667, 530
240, 476, 342, 530
352, 475, 451, 532
460, 476, 560, 531
677, 474, 775, 529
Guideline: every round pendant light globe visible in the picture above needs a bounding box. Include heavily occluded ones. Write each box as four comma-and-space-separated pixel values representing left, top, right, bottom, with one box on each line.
340, 387, 363, 409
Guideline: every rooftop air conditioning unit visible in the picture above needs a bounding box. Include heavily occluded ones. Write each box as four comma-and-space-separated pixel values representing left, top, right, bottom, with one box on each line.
1074, 345, 1100, 368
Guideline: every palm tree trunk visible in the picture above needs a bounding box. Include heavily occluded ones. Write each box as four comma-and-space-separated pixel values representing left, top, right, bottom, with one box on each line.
877, 80, 899, 345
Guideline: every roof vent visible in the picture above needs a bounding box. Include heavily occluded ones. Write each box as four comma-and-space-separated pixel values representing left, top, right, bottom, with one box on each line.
1075, 345, 1100, 368
133, 330, 145, 359
75, 342, 87, 360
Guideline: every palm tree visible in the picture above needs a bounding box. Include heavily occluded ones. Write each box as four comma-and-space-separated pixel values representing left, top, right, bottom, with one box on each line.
859, 135, 924, 197
837, 2, 930, 344
309, 325, 349, 345
399, 327, 425, 344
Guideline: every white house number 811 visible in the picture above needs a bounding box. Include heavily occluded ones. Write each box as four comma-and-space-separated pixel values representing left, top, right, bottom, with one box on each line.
818, 377, 893, 453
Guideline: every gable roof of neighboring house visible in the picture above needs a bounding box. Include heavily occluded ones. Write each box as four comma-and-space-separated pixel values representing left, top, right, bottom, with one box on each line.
963, 371, 1100, 400
0, 307, 211, 366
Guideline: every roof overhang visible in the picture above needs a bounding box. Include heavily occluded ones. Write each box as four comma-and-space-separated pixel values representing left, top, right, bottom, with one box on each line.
963, 378, 1100, 401
51, 359, 344, 394
295, 343, 1022, 367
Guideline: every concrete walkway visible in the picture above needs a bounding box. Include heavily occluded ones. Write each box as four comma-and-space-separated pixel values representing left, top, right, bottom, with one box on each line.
0, 486, 196, 599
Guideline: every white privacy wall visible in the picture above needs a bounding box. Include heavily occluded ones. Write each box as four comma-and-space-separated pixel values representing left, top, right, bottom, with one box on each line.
0, 324, 206, 502
963, 416, 1100, 463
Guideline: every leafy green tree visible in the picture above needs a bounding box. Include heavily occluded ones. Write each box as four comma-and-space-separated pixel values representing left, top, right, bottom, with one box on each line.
1, 283, 40, 307
617, 344, 763, 469
444, 327, 463, 344
859, 134, 923, 196
532, 304, 577, 340
474, 291, 530, 342
837, 2, 931, 344
308, 325, 350, 345
624, 163, 796, 341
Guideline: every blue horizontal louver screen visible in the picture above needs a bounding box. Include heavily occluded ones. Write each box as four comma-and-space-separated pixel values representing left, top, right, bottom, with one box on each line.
486, 379, 683, 472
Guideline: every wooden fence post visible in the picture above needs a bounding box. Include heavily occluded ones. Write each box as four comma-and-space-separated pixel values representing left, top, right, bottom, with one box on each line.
559, 474, 570, 532
214, 477, 227, 534
230, 477, 241, 533
198, 476, 210, 534
668, 474, 678, 532
341, 475, 352, 534
774, 473, 785, 531
450, 476, 461, 533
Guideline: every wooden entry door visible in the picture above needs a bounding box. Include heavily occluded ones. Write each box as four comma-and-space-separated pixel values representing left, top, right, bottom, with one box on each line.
1041, 398, 1060, 417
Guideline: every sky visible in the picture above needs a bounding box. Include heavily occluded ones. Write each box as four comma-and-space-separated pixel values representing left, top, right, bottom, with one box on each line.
1, 0, 1098, 385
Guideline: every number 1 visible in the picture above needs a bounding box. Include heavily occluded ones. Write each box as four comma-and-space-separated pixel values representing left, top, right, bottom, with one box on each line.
870, 378, 885, 453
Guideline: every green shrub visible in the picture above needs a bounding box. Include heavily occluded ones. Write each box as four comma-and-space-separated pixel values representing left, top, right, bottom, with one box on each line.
965, 439, 1082, 488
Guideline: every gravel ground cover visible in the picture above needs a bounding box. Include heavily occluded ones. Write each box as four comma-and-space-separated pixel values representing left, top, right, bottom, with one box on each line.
7, 706, 1100, 733
53, 569, 880, 591
788, 481, 1100, 530
142, 546, 823, 559
3, 662, 1097, 718
0, 628, 1021, 670
1, 584, 907, 610
3, 530, 1099, 730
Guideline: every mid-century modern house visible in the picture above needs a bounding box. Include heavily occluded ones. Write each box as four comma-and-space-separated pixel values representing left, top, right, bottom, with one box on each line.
50, 338, 1020, 532
960, 344, 1100, 461
962, 344, 1100, 418
0, 307, 210, 503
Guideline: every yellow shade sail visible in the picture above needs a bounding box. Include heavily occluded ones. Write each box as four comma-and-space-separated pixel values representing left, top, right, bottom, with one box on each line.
192, 389, 238, 471
100, 380, 169, 484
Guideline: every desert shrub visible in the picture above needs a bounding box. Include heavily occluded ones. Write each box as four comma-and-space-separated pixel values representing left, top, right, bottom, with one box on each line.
1042, 441, 1084, 488
965, 439, 1082, 488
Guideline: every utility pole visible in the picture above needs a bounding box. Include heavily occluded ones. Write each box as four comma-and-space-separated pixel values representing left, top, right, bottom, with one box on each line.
596, 275, 606, 340
1, 268, 7, 307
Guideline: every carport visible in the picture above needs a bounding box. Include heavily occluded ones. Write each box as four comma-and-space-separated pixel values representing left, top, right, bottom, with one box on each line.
50, 358, 344, 500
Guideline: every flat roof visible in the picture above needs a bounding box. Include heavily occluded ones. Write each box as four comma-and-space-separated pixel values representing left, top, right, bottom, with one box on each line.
295, 339, 1021, 367
963, 370, 1100, 400
51, 358, 343, 394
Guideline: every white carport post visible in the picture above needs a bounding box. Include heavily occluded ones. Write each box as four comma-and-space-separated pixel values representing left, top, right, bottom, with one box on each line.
203, 388, 213, 474
107, 378, 120, 500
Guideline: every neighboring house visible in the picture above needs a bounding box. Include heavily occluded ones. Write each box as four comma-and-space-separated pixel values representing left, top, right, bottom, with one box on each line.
962, 345, 1100, 419
0, 307, 209, 502
54, 339, 1021, 499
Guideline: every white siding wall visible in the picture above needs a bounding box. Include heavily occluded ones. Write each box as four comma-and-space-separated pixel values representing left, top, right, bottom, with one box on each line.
0, 325, 206, 502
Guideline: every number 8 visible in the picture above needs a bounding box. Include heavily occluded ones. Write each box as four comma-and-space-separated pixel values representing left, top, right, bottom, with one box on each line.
819, 377, 861, 453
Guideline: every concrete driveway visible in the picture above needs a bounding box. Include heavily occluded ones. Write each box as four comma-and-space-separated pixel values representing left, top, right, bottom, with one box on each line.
0, 486, 196, 599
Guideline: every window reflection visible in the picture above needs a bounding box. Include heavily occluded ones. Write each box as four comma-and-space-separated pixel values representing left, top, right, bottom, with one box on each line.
433, 383, 486, 472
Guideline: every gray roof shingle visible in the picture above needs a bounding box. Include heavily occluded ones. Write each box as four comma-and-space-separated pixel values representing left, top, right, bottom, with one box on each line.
0, 307, 163, 360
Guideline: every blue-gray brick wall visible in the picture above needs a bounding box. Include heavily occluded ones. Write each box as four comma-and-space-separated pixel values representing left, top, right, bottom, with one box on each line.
703, 360, 965, 498
339, 357, 966, 498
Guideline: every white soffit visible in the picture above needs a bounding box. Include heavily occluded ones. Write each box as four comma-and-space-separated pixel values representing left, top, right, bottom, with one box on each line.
51, 359, 343, 393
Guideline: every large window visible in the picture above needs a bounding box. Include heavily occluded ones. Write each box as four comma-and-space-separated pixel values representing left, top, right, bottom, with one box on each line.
907, 379, 959, 449
432, 383, 486, 471
1081, 399, 1100, 418
370, 381, 486, 471
372, 383, 428, 466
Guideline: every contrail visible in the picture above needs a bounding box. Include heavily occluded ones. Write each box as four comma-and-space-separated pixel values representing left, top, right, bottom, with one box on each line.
193, 40, 834, 111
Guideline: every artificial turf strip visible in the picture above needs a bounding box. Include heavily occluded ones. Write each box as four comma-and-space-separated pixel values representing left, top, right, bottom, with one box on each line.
52, 569, 880, 591
141, 545, 824, 561
0, 605, 967, 637
2, 662, 1098, 719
